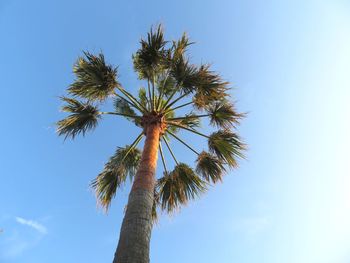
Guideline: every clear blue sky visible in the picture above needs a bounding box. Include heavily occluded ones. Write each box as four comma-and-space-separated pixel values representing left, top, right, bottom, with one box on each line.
1, 0, 349, 262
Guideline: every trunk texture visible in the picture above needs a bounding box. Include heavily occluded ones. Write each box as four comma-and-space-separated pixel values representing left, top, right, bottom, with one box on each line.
113, 123, 161, 263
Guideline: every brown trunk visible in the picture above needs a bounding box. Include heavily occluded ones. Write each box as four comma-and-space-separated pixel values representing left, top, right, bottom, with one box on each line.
113, 123, 161, 263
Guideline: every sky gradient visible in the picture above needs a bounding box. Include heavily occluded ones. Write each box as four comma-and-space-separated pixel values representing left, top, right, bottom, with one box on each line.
0, 0, 349, 262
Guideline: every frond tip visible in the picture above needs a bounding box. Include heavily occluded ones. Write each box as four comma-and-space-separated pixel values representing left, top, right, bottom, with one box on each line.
56, 97, 100, 139
133, 25, 168, 79
91, 145, 141, 210
208, 102, 243, 128
208, 130, 245, 168
196, 151, 225, 183
157, 163, 207, 213
68, 52, 119, 101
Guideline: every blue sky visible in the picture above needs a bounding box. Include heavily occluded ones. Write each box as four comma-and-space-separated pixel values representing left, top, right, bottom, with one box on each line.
1, 0, 350, 262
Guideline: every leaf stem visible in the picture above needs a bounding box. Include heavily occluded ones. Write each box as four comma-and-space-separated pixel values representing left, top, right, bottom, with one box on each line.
162, 136, 179, 165
113, 91, 143, 113
121, 132, 144, 162
99, 112, 142, 119
168, 114, 209, 121
166, 121, 209, 138
166, 130, 200, 155
163, 92, 190, 112
160, 83, 182, 111
156, 70, 170, 110
159, 141, 168, 175
152, 76, 156, 111
164, 101, 193, 114
116, 86, 148, 113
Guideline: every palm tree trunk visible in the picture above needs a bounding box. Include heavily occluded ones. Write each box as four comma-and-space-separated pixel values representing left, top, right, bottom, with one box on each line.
113, 123, 161, 263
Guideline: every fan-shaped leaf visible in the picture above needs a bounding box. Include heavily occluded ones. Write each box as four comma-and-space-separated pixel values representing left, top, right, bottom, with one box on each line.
177, 113, 200, 129
91, 145, 141, 210
172, 32, 193, 61
208, 102, 243, 128
208, 130, 245, 168
56, 97, 100, 139
133, 25, 168, 79
193, 65, 229, 109
170, 56, 198, 94
68, 52, 119, 101
157, 163, 206, 213
196, 151, 225, 183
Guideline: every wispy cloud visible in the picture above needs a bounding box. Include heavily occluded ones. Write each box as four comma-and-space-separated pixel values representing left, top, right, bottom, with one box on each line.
15, 217, 47, 235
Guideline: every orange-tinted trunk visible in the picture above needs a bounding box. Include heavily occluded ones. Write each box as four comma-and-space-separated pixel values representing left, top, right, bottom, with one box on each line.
113, 123, 161, 263
132, 123, 161, 191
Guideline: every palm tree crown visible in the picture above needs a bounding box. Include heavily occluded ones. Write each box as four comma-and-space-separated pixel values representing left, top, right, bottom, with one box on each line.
57, 25, 245, 219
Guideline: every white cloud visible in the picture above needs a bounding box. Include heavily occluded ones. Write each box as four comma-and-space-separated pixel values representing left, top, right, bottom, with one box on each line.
15, 217, 47, 235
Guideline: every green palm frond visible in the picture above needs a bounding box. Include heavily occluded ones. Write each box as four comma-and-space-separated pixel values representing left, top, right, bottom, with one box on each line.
207, 102, 243, 128
114, 98, 137, 116
113, 98, 142, 126
157, 163, 206, 213
196, 151, 225, 183
178, 113, 200, 128
56, 97, 100, 139
91, 145, 142, 210
193, 65, 229, 109
133, 25, 168, 79
208, 130, 245, 168
57, 25, 246, 220
168, 113, 201, 131
170, 56, 198, 94
156, 74, 176, 98
195, 65, 228, 96
138, 87, 149, 109
171, 32, 193, 61
68, 52, 119, 101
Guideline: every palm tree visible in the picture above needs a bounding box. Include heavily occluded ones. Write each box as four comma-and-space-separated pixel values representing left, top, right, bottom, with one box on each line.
57, 25, 245, 263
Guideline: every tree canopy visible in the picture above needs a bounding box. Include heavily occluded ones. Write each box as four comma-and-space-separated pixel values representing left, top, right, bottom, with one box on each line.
57, 25, 245, 219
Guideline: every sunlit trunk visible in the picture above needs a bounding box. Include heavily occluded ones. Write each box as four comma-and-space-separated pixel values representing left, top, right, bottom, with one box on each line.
113, 123, 161, 263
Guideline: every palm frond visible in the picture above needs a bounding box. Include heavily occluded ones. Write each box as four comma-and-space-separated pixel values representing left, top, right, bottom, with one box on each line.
171, 32, 193, 61
91, 144, 142, 210
168, 32, 198, 95
156, 74, 176, 98
157, 163, 206, 213
56, 97, 100, 139
113, 98, 142, 126
176, 113, 201, 129
114, 98, 137, 116
133, 25, 168, 80
208, 130, 245, 168
138, 87, 150, 109
207, 102, 243, 128
196, 151, 225, 183
170, 56, 198, 94
193, 65, 229, 109
68, 52, 119, 101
